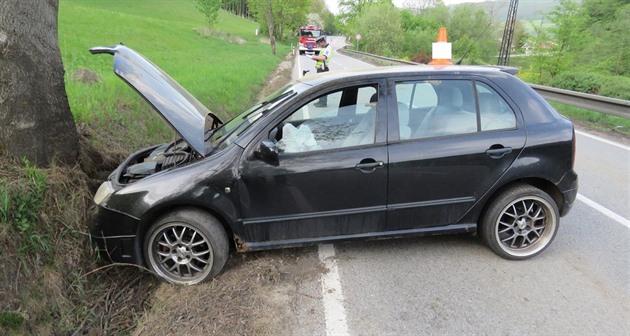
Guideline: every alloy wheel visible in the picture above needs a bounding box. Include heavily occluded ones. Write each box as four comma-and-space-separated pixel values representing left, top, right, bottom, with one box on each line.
495, 196, 557, 257
148, 223, 214, 283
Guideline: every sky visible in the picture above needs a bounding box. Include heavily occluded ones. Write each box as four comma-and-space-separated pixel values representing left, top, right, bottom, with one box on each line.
324, 0, 493, 15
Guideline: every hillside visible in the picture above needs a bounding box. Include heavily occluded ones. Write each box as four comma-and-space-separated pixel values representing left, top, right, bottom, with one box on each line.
59, 0, 288, 149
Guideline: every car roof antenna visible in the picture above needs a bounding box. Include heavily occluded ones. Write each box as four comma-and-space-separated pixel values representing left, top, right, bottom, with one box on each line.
455, 21, 492, 65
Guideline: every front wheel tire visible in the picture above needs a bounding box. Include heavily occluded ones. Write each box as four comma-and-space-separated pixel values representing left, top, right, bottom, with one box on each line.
144, 209, 229, 285
480, 184, 559, 260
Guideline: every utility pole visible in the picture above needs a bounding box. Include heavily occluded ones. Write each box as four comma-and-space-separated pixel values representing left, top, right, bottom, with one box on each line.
498, 0, 519, 66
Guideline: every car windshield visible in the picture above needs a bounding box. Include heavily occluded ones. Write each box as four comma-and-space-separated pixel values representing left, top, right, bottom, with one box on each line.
300, 29, 321, 38
206, 84, 295, 153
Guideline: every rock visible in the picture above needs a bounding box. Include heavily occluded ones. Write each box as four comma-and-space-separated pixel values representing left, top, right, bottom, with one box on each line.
72, 68, 101, 84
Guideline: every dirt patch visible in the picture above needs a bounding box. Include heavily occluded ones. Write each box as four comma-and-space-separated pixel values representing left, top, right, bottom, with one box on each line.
72, 68, 101, 84
134, 248, 325, 335
196, 28, 247, 45
257, 52, 295, 100
77, 130, 127, 192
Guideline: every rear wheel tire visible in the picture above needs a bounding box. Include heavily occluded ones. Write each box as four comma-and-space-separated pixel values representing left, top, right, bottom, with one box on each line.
480, 184, 559, 260
144, 208, 229, 285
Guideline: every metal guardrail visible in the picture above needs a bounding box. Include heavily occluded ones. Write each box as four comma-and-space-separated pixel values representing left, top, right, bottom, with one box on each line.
340, 48, 630, 119
339, 48, 419, 65
529, 84, 630, 119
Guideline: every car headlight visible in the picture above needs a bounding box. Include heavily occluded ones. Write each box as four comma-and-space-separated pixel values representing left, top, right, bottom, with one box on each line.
94, 181, 114, 205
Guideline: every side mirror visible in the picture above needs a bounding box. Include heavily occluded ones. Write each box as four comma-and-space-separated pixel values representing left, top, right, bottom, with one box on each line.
257, 140, 279, 163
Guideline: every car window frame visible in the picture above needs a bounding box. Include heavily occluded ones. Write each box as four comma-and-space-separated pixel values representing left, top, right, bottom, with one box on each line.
275, 84, 383, 156
386, 75, 524, 144
241, 77, 388, 160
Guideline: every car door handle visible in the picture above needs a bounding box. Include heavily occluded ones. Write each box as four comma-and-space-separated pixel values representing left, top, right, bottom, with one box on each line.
485, 146, 512, 159
355, 161, 384, 173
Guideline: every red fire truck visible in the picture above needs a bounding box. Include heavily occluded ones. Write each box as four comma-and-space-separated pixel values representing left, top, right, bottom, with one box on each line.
298, 25, 324, 55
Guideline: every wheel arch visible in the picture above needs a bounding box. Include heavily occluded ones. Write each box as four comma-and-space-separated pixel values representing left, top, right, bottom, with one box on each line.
479, 177, 564, 224
136, 203, 236, 265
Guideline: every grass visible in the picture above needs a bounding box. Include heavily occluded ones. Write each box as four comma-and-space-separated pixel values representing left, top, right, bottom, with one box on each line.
0, 159, 50, 255
59, 0, 290, 147
0, 310, 24, 331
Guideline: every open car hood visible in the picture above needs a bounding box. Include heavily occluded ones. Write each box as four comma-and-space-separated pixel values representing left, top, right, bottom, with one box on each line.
90, 45, 222, 157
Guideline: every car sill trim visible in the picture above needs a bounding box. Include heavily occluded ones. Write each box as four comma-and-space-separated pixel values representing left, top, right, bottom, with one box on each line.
242, 223, 476, 251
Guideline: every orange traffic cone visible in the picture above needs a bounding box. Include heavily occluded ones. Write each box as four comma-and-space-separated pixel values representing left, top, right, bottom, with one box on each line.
429, 27, 452, 65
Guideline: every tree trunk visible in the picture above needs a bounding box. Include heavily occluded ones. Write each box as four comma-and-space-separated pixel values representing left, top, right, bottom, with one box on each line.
0, 0, 78, 167
265, 4, 276, 55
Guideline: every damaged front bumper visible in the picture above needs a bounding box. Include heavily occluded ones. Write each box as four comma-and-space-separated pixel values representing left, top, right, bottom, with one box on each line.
88, 203, 143, 265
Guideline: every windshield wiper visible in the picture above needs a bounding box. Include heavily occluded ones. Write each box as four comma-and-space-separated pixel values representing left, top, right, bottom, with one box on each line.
237, 91, 295, 122
205, 124, 225, 141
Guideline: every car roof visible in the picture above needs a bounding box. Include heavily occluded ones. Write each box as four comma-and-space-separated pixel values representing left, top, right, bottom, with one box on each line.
296, 65, 518, 88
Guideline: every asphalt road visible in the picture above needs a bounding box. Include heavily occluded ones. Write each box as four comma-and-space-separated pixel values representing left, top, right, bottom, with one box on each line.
290, 38, 629, 335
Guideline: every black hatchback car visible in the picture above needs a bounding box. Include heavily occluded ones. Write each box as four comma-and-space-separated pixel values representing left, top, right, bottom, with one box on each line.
89, 45, 578, 285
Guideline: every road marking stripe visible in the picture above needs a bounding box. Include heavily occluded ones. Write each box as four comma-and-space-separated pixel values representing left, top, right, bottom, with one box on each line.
575, 130, 630, 151
318, 244, 349, 336
577, 194, 630, 229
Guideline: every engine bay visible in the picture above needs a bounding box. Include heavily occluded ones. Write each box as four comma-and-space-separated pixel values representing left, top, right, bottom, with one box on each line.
119, 140, 196, 185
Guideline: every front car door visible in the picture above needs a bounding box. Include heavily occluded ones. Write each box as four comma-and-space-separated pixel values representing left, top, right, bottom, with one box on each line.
386, 77, 526, 231
237, 80, 389, 248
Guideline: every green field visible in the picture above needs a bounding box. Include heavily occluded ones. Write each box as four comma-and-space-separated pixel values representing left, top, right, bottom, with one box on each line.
59, 0, 289, 145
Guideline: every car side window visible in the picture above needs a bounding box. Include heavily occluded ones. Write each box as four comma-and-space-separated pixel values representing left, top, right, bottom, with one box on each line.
399, 80, 477, 140
287, 91, 342, 120
476, 82, 516, 131
395, 82, 437, 140
274, 85, 378, 154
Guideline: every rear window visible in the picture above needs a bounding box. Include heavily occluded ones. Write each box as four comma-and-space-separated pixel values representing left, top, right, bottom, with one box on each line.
395, 79, 517, 140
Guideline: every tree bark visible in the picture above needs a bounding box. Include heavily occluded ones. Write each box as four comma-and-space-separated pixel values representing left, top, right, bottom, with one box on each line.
265, 3, 276, 55
0, 0, 79, 167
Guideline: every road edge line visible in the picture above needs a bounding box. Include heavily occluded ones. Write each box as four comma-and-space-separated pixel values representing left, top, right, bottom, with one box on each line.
577, 194, 630, 229
575, 130, 630, 151
318, 243, 349, 336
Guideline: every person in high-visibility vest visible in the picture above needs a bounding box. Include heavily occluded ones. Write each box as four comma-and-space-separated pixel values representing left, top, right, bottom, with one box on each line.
307, 35, 333, 107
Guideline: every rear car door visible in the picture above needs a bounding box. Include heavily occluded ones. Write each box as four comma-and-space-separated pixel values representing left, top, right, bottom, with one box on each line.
386, 77, 526, 230
238, 81, 389, 246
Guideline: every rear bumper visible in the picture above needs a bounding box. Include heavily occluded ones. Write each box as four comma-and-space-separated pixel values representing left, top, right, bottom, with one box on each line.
299, 46, 321, 52
88, 203, 143, 264
559, 187, 578, 217
558, 169, 578, 217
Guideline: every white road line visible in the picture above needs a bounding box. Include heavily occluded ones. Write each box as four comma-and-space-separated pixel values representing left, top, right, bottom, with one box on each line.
576, 130, 630, 151
318, 244, 349, 336
577, 194, 630, 229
